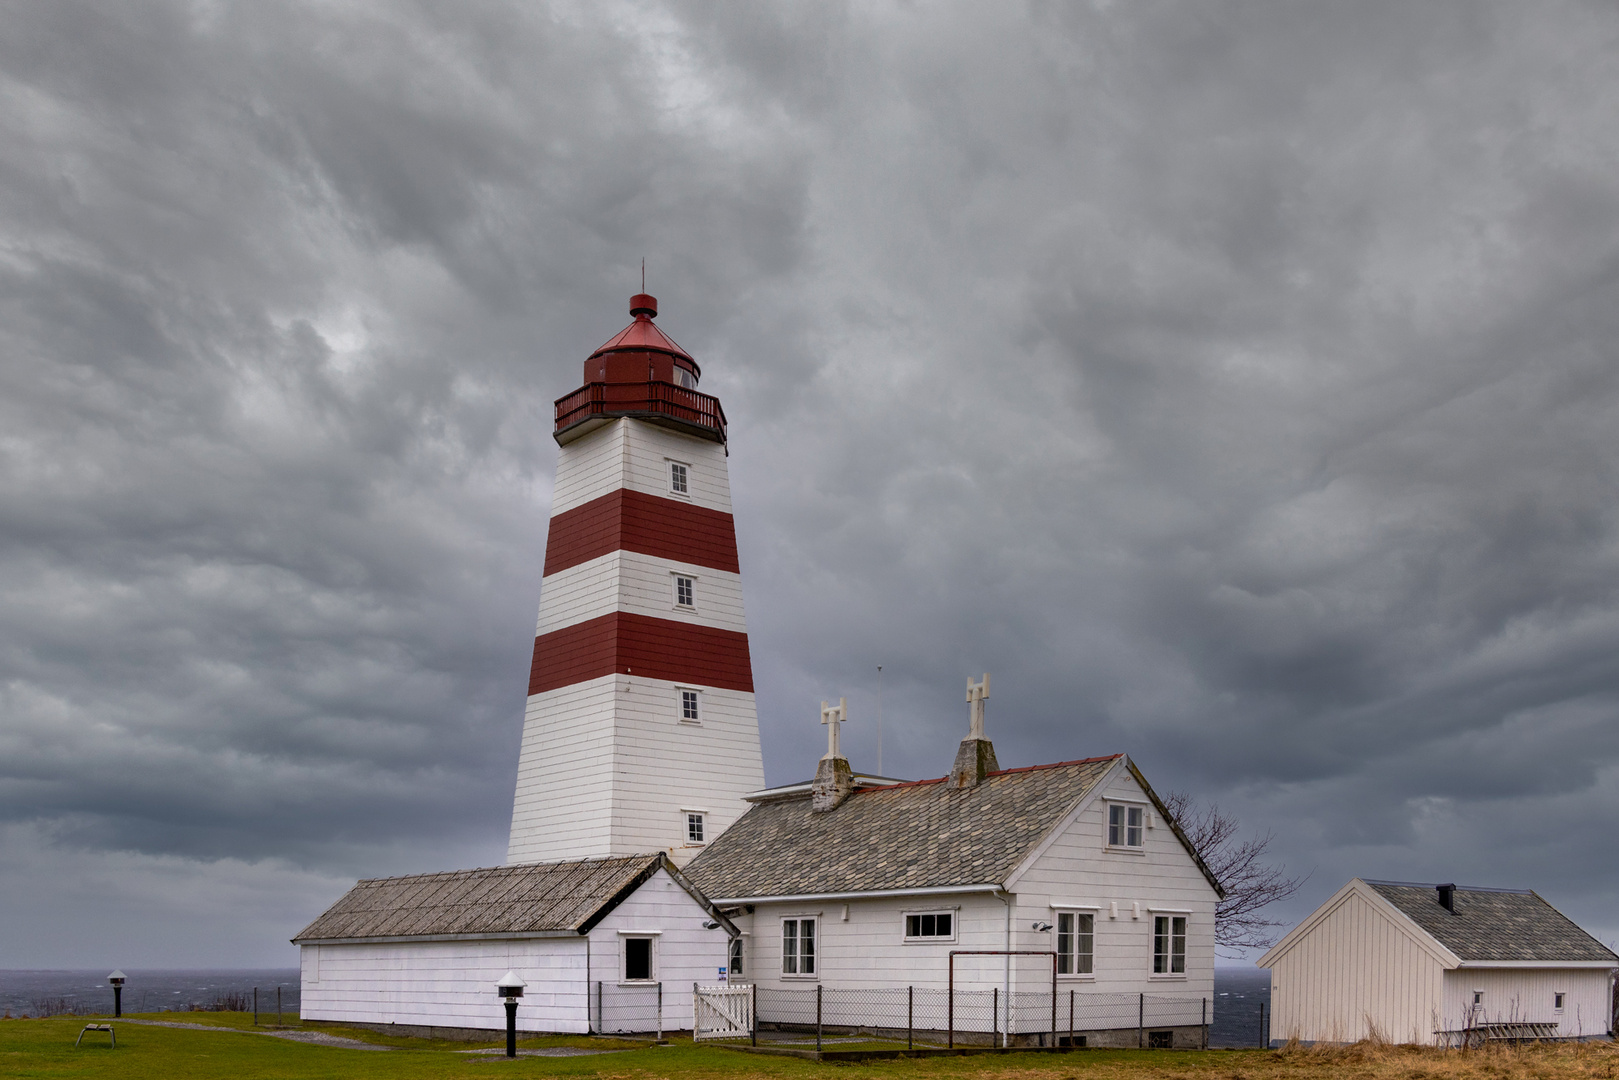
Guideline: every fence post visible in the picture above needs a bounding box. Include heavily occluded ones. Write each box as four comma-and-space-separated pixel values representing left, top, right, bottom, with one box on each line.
656, 982, 662, 1043
908, 985, 913, 1051
596, 981, 603, 1034
277, 986, 282, 1028
1051, 958, 1057, 1048
1138, 992, 1144, 1049
1069, 988, 1074, 1048
1202, 997, 1207, 1050
948, 969, 955, 1049
1260, 1001, 1266, 1049
993, 987, 999, 1049
253, 987, 258, 1026
816, 984, 822, 1053
751, 982, 758, 1047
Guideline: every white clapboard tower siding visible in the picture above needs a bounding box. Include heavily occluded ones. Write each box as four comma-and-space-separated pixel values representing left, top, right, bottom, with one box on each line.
1259, 878, 1618, 1046
508, 294, 765, 866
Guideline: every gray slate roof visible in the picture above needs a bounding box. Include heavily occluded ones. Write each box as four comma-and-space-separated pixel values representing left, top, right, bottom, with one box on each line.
294, 854, 688, 942
687, 756, 1135, 900
1366, 881, 1618, 964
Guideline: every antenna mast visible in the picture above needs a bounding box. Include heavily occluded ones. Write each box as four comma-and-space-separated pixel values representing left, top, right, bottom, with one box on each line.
876, 665, 884, 775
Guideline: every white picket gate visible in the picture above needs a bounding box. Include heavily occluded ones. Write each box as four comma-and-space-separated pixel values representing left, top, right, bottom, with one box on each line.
693, 984, 752, 1041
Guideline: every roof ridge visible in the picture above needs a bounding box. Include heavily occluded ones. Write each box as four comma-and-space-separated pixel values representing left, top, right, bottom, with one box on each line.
987, 754, 1123, 777
1364, 878, 1534, 895
355, 854, 656, 887
856, 754, 1121, 794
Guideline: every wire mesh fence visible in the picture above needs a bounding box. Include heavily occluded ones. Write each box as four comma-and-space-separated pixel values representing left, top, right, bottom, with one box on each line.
591, 981, 667, 1036
693, 984, 1213, 1049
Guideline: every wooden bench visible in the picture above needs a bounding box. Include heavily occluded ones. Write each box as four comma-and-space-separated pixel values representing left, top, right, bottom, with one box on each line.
75, 1023, 115, 1048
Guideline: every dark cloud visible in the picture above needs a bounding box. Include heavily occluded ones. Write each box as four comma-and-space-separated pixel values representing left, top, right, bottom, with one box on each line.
1, 0, 1617, 966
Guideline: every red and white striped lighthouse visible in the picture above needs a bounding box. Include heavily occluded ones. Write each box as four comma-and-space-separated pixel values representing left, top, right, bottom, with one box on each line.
507, 294, 766, 866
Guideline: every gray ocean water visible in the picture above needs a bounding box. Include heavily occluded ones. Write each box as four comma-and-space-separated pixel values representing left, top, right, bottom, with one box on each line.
1, 966, 1271, 1047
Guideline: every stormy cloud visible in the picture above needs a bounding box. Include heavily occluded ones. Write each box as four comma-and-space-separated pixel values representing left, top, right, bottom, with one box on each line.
1, 0, 1616, 966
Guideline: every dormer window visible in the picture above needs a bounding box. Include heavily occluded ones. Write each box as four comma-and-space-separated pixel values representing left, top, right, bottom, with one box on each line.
669, 461, 688, 495
1108, 803, 1145, 849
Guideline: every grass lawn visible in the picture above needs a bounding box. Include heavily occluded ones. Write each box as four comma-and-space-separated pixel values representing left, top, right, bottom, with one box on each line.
3, 1012, 1617, 1079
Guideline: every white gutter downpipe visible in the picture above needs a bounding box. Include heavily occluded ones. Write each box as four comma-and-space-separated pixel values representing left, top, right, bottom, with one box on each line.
997, 889, 1012, 1048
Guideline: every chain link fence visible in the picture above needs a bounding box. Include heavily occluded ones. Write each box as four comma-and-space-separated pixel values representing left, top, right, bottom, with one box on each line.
693, 984, 1211, 1049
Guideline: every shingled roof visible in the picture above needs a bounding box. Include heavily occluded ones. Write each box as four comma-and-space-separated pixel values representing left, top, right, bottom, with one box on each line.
294, 853, 728, 943
1366, 881, 1618, 964
686, 754, 1219, 900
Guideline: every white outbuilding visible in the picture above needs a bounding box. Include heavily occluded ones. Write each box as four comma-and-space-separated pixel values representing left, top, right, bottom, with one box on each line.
294, 853, 736, 1037
1259, 878, 1617, 1046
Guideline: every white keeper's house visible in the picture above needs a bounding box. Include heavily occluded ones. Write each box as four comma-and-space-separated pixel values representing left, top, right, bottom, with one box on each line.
295, 293, 1223, 1044
1260, 878, 1617, 1046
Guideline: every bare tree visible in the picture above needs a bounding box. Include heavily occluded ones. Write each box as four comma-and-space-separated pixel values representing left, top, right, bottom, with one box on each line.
1164, 791, 1306, 954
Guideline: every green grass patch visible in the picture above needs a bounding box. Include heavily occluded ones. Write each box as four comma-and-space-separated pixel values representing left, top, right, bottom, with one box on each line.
3, 1013, 1616, 1080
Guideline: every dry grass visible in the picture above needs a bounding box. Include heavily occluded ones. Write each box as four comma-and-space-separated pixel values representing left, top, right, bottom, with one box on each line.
951, 1039, 1619, 1080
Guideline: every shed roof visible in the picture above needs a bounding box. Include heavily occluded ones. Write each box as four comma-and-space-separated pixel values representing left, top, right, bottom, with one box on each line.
294, 853, 722, 943
1366, 881, 1617, 964
686, 754, 1220, 900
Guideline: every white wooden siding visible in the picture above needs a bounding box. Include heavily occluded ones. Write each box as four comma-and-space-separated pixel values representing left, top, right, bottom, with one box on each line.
299, 937, 588, 1032
586, 867, 732, 1031
509, 675, 764, 865
1440, 968, 1611, 1036
1265, 885, 1447, 1045
551, 420, 732, 516
508, 676, 617, 863
536, 552, 747, 636
1011, 766, 1218, 1001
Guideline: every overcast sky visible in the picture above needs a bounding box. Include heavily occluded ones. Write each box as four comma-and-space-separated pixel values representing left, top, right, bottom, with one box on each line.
3, 0, 1618, 970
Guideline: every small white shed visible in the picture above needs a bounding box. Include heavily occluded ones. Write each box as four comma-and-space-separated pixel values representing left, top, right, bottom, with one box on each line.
1260, 878, 1617, 1046
294, 853, 736, 1037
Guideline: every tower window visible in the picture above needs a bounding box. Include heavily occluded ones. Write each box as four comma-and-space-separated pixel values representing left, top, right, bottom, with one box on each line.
680, 689, 700, 722
687, 812, 705, 843
669, 462, 688, 494
675, 575, 694, 607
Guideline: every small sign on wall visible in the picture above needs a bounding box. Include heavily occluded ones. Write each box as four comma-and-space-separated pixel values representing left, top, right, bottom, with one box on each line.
717, 966, 727, 983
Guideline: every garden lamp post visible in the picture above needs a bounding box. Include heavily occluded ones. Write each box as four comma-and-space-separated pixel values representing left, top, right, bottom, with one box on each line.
107, 971, 126, 1017
496, 971, 525, 1058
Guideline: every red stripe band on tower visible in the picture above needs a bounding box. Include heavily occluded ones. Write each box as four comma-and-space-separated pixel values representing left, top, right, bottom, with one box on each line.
543, 489, 741, 577
528, 611, 755, 695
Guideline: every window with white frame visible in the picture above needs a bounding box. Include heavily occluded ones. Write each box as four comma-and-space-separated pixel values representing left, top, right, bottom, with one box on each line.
1056, 911, 1095, 975
623, 936, 655, 982
728, 935, 745, 977
680, 689, 700, 722
674, 574, 695, 608
1152, 915, 1186, 974
782, 917, 816, 976
1108, 803, 1145, 849
685, 811, 705, 843
903, 911, 954, 941
1554, 992, 1565, 1011
669, 461, 689, 495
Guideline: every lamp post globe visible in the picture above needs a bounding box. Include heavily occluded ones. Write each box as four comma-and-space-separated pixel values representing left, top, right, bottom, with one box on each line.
496, 971, 525, 1057
107, 971, 127, 1018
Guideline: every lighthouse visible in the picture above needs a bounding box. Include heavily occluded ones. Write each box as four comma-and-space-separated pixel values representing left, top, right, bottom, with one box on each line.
507, 294, 766, 866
